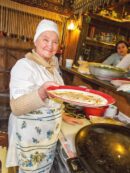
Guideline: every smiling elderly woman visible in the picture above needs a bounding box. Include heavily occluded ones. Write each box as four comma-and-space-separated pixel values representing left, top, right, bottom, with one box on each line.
6, 19, 82, 173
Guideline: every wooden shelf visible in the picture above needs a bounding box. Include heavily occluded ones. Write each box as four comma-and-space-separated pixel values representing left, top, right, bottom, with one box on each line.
108, 0, 130, 9
85, 38, 115, 49
0, 37, 33, 50
97, 14, 130, 23
90, 14, 130, 30
0, 70, 10, 73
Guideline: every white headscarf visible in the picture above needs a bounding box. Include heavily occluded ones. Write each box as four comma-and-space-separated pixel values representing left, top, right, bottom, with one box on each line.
34, 19, 59, 42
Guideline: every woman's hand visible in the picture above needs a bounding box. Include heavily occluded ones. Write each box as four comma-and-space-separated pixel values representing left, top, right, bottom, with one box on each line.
38, 81, 59, 100
62, 113, 84, 125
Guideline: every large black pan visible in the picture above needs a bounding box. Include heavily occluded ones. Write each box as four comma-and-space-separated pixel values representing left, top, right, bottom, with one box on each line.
75, 123, 130, 173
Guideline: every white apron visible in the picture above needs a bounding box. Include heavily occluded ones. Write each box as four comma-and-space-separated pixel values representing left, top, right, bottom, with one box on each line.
6, 57, 64, 173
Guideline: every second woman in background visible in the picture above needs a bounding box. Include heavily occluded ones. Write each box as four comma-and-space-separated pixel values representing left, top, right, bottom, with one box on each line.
103, 40, 129, 66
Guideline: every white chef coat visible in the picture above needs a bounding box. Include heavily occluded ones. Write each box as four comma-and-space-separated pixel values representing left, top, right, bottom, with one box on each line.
116, 53, 130, 70
6, 56, 64, 173
103, 53, 123, 66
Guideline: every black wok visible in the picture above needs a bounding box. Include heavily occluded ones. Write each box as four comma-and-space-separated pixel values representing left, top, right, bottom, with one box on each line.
74, 123, 130, 173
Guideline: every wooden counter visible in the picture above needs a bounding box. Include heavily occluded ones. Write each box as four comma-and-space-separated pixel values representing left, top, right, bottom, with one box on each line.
60, 66, 130, 117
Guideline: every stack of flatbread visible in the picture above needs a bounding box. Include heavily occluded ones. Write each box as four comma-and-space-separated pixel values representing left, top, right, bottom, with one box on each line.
89, 116, 124, 126
78, 60, 90, 74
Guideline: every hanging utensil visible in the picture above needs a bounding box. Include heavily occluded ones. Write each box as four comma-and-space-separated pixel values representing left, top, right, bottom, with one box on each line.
5, 7, 9, 37
7, 8, 11, 37
29, 13, 32, 41
10, 8, 13, 38
8, 8, 12, 37
21, 11, 24, 41
17, 5, 21, 40
2, 6, 6, 36
32, 14, 37, 41
25, 5, 29, 41
19, 10, 22, 40
13, 9, 17, 38
15, 9, 18, 39
28, 8, 32, 40
0, 5, 4, 36
34, 15, 39, 39
22, 9, 27, 42
32, 14, 35, 40
12, 4, 17, 38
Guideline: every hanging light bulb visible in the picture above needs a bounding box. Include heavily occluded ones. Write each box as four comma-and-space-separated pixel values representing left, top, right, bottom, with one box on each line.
67, 20, 76, 30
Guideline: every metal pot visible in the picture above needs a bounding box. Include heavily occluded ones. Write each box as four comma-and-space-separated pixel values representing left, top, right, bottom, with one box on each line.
88, 63, 127, 81
68, 123, 130, 173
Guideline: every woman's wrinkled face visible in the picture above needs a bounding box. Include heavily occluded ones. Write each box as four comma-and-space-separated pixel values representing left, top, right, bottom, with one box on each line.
35, 31, 59, 60
117, 43, 128, 57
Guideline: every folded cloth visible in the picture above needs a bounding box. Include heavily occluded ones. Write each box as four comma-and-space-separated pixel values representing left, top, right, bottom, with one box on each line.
111, 78, 130, 87
78, 60, 90, 74
117, 84, 130, 92
111, 80, 122, 87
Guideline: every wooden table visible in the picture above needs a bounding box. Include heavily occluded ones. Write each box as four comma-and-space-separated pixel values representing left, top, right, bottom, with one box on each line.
60, 66, 130, 117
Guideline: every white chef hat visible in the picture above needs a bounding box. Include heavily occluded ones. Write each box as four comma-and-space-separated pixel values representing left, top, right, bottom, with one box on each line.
34, 19, 59, 42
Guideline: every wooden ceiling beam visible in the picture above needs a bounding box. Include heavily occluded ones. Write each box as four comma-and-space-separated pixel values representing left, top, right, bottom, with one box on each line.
108, 0, 130, 9
1, 0, 68, 22
11, 0, 73, 16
